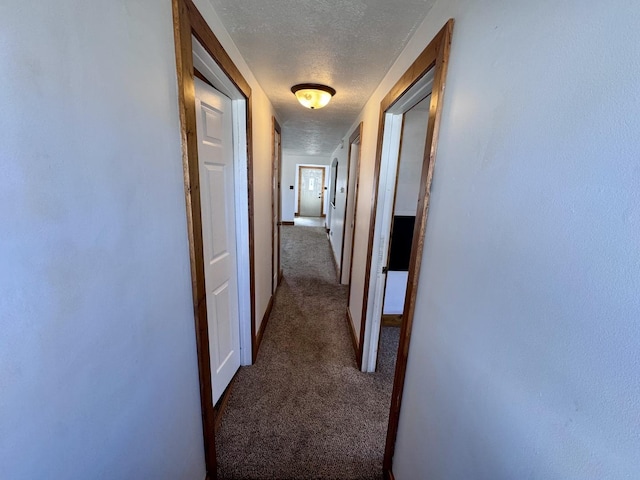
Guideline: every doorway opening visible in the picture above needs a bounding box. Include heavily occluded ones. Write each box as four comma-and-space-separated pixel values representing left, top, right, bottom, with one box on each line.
294, 164, 329, 228
341, 124, 363, 286
376, 95, 431, 379
297, 166, 326, 217
357, 20, 454, 478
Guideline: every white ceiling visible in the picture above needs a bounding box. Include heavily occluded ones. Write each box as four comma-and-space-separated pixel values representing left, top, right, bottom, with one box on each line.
208, 0, 437, 156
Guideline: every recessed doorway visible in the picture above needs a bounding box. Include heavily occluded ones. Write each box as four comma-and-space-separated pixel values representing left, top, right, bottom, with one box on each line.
298, 166, 326, 217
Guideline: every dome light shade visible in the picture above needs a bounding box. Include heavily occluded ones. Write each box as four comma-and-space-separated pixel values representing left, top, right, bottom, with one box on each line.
291, 84, 336, 109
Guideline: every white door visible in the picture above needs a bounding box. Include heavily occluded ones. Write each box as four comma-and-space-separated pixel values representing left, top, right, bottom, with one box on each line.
272, 130, 281, 293
194, 78, 240, 405
299, 167, 324, 217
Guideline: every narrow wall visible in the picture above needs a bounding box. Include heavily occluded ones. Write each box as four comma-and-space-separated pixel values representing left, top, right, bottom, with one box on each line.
0, 1, 206, 478
394, 102, 430, 216
342, 0, 640, 478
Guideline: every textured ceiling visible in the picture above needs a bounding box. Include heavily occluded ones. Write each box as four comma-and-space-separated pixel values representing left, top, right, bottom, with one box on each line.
208, 0, 437, 156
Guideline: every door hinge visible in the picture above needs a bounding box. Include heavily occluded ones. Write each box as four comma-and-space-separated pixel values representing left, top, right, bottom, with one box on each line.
382, 266, 389, 274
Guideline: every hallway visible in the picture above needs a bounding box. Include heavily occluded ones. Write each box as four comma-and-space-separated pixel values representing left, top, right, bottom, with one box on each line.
215, 226, 398, 479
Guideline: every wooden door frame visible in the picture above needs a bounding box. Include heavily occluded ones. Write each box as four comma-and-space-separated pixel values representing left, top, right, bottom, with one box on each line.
297, 166, 326, 217
272, 117, 283, 290
344, 123, 364, 366
361, 20, 453, 478
340, 122, 362, 283
172, 0, 256, 477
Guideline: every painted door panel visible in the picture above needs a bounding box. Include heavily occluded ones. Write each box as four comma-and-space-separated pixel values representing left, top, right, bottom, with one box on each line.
194, 78, 240, 405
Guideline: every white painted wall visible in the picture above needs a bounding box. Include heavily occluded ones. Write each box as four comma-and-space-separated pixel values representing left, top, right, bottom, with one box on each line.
383, 272, 409, 315
394, 102, 430, 216
191, 0, 281, 333
0, 1, 281, 477
340, 0, 640, 478
281, 154, 331, 221
0, 1, 206, 478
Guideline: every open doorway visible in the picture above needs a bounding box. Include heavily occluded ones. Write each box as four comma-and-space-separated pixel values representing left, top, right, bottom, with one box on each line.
376, 96, 431, 376
298, 166, 325, 217
294, 164, 329, 227
173, 0, 258, 475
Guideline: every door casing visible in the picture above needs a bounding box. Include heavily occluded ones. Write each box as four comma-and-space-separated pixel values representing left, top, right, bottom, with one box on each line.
356, 19, 455, 477
193, 76, 242, 405
172, 0, 256, 476
272, 118, 283, 291
345, 124, 364, 366
341, 123, 363, 285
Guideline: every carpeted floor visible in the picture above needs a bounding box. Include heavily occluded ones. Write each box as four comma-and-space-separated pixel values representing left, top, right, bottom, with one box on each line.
215, 226, 399, 479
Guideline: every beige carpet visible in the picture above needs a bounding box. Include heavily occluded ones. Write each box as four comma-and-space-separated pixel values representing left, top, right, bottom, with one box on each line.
215, 226, 398, 479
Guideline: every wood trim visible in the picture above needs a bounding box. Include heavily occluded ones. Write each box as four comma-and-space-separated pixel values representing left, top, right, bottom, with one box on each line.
185, 0, 250, 98
271, 117, 282, 295
281, 221, 295, 226
345, 123, 364, 365
345, 308, 359, 366
172, 0, 256, 477
194, 68, 215, 88
320, 167, 326, 216
381, 19, 455, 473
297, 167, 301, 216
345, 123, 363, 296
213, 369, 240, 433
172, 0, 217, 475
246, 102, 257, 364
185, 0, 257, 364
328, 235, 340, 282
255, 294, 275, 355
384, 468, 396, 480
339, 122, 362, 282
382, 314, 403, 327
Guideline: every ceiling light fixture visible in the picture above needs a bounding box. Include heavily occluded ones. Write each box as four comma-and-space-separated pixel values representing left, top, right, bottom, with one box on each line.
291, 83, 336, 110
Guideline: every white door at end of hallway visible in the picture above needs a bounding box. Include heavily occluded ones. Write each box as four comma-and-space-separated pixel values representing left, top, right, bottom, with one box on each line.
194, 77, 241, 405
299, 167, 324, 217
